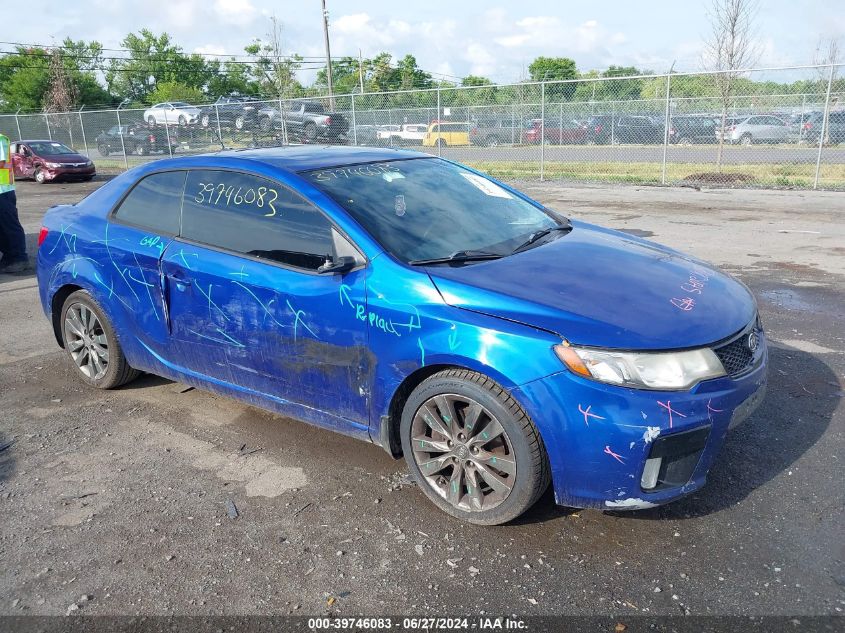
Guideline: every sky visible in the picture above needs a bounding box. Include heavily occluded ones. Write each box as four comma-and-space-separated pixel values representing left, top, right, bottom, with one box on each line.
6, 0, 844, 84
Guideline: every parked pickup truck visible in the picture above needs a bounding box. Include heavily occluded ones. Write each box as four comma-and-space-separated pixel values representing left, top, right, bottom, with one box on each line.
256, 100, 349, 141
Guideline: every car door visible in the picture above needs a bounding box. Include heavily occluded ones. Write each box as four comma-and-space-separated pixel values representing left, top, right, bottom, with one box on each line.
161, 168, 370, 427
767, 116, 788, 142
104, 170, 184, 354
14, 144, 36, 178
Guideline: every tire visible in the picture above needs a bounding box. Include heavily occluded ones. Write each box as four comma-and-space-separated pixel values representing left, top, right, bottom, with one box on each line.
200, 114, 210, 128
234, 115, 245, 130
147, 115, 156, 126
34, 168, 46, 184
98, 144, 110, 157
133, 143, 147, 156
60, 290, 141, 389
679, 136, 693, 146
435, 138, 447, 148
740, 133, 753, 146
178, 115, 187, 126
486, 135, 500, 147
304, 122, 317, 140
258, 116, 272, 133
400, 369, 550, 525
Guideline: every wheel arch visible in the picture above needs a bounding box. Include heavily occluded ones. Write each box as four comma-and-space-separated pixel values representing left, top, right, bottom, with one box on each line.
50, 283, 84, 348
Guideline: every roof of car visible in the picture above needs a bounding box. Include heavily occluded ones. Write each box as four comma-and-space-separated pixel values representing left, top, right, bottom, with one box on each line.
213, 144, 429, 172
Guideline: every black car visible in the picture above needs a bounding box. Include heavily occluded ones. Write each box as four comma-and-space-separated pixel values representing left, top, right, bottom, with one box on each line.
670, 115, 717, 144
585, 114, 668, 144
800, 110, 845, 144
95, 124, 175, 157
199, 96, 262, 131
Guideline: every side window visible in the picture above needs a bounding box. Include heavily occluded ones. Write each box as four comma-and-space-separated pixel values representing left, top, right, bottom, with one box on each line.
181, 170, 335, 271
113, 171, 185, 235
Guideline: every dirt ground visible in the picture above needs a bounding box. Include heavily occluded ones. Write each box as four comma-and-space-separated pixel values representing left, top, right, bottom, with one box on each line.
0, 177, 843, 618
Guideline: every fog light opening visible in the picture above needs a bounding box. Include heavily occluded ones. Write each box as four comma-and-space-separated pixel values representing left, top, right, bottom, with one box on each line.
641, 457, 662, 490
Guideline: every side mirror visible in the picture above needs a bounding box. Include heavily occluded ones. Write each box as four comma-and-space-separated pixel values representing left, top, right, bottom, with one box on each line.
317, 255, 356, 275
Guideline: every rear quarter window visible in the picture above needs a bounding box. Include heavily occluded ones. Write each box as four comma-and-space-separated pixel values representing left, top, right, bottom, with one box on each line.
112, 171, 186, 235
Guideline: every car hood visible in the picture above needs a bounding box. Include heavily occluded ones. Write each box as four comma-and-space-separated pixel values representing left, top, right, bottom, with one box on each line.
39, 153, 89, 164
427, 220, 756, 350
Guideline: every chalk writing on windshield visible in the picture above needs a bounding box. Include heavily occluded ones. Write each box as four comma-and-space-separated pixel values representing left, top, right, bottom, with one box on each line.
193, 182, 278, 217
311, 163, 401, 182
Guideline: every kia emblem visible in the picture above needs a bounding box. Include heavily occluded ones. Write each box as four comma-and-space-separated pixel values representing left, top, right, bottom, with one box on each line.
747, 330, 759, 352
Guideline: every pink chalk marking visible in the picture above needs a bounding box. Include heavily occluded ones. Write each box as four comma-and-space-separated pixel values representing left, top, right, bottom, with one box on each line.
604, 445, 625, 464
578, 404, 606, 427
670, 297, 696, 311
657, 400, 687, 428
706, 399, 724, 413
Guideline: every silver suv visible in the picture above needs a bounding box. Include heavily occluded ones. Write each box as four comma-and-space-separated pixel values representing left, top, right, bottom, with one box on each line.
717, 114, 789, 145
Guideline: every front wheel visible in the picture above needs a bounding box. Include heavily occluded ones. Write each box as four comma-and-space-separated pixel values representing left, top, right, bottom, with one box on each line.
400, 369, 550, 525
60, 290, 140, 389
740, 133, 753, 146
200, 114, 210, 127
98, 144, 110, 157
258, 117, 272, 133
147, 115, 156, 126
34, 168, 46, 184
178, 115, 187, 126
234, 115, 246, 130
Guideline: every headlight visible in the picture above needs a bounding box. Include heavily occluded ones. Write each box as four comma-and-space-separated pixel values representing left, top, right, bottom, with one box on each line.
45, 162, 62, 169
554, 344, 726, 390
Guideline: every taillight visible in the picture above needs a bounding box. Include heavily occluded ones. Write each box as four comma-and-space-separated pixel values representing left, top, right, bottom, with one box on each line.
595, 125, 602, 133
470, 128, 478, 136
38, 226, 49, 248
149, 135, 155, 142
729, 125, 736, 131
325, 116, 332, 125
803, 122, 812, 130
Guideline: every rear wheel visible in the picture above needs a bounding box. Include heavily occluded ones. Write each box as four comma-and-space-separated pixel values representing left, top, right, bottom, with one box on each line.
486, 135, 500, 147
98, 144, 110, 157
400, 369, 550, 525
258, 116, 272, 133
147, 115, 156, 126
133, 143, 147, 156
234, 115, 246, 130
740, 133, 753, 146
304, 122, 317, 140
60, 290, 140, 389
200, 114, 210, 127
435, 138, 447, 148
679, 136, 693, 146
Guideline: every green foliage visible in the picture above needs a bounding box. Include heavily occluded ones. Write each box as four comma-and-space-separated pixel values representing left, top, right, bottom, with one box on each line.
528, 57, 577, 82
147, 81, 205, 104
106, 30, 213, 103
0, 39, 112, 111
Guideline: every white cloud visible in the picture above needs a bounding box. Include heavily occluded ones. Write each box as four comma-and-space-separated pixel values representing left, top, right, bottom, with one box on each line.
213, 0, 258, 26
194, 44, 228, 56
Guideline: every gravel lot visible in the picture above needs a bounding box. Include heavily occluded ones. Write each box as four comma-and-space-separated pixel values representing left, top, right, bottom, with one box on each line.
0, 177, 843, 618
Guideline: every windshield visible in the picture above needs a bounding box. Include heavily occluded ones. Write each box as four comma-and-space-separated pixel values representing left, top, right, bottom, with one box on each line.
304, 158, 559, 263
28, 142, 76, 155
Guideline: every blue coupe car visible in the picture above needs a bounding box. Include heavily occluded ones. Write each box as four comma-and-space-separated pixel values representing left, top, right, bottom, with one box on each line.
36, 146, 767, 524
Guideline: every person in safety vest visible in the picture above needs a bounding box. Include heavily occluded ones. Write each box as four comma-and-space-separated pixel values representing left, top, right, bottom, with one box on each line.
0, 132, 29, 273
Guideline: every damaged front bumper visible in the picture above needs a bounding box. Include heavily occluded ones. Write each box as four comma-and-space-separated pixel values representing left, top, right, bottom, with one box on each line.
511, 340, 768, 511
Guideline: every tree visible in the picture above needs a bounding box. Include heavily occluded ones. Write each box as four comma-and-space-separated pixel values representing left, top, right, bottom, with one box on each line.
244, 16, 303, 99
461, 75, 493, 87
148, 81, 205, 104
528, 57, 578, 100
205, 59, 262, 98
106, 30, 212, 103
0, 40, 112, 111
43, 49, 78, 112
703, 0, 760, 170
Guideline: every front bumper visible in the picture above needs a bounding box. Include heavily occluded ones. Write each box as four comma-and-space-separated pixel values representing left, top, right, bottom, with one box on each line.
511, 336, 768, 510
43, 166, 96, 181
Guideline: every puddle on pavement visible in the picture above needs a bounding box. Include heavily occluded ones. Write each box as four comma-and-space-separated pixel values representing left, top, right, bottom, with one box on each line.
758, 287, 819, 312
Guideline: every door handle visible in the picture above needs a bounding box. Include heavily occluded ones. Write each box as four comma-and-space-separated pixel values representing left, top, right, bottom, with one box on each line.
166, 272, 191, 287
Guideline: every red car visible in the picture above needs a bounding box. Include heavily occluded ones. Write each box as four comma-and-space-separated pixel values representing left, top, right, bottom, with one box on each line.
521, 119, 588, 145
11, 140, 96, 184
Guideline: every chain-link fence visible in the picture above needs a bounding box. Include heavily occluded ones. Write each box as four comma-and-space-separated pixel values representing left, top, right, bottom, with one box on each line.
2, 63, 843, 189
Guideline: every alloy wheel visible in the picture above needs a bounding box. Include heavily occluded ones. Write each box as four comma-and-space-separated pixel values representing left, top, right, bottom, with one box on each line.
411, 394, 516, 512
65, 302, 110, 380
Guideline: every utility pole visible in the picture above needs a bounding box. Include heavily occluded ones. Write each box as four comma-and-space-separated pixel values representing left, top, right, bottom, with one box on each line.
321, 0, 335, 110
358, 48, 365, 94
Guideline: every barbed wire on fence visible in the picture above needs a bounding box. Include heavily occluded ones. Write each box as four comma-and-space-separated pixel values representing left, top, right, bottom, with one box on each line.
2, 63, 843, 189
